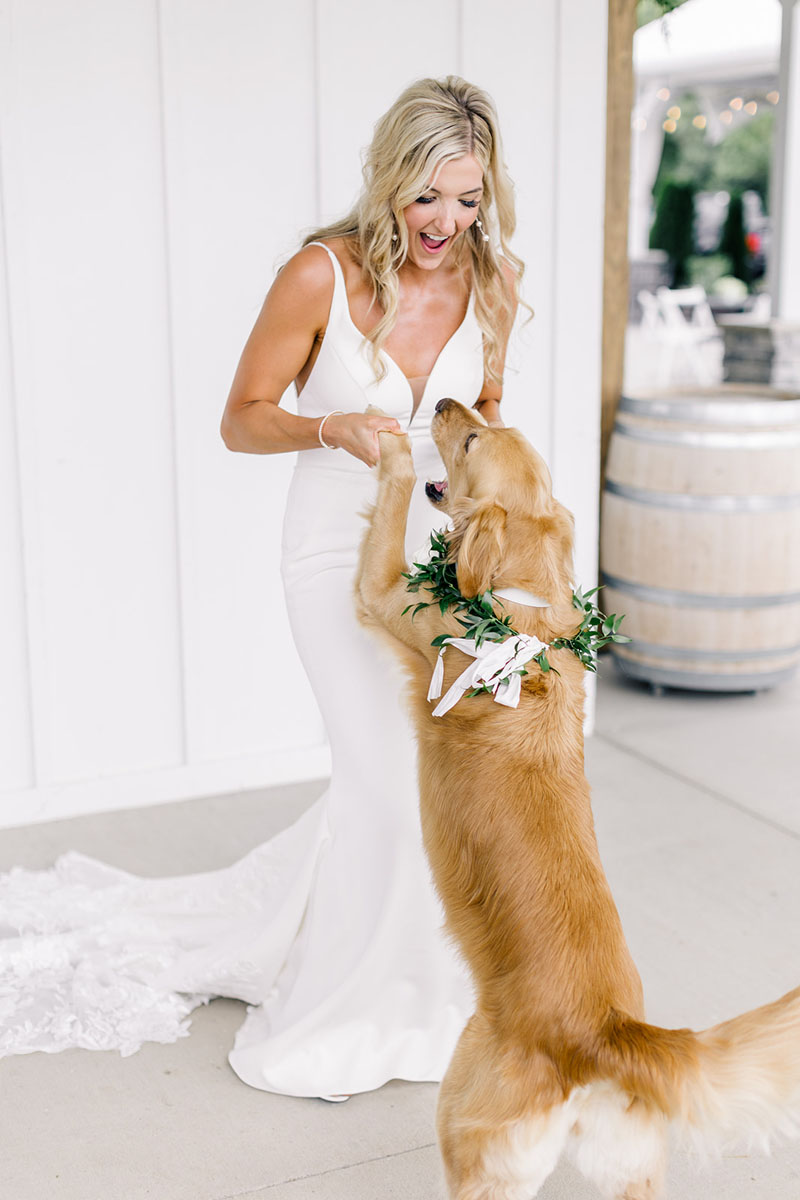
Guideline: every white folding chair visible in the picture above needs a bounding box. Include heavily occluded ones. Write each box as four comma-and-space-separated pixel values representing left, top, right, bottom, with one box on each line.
655, 286, 722, 385
637, 289, 664, 333
628, 290, 672, 388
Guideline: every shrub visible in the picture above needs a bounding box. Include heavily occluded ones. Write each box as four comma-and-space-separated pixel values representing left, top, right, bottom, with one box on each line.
649, 181, 696, 286
718, 192, 750, 284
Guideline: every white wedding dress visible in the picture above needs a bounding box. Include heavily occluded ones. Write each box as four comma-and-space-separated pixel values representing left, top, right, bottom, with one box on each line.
0, 241, 484, 1097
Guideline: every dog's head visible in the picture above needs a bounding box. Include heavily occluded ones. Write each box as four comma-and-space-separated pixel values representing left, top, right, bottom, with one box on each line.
428, 399, 577, 636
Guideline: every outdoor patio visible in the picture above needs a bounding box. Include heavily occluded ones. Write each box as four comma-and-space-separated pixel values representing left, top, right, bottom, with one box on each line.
3, 656, 799, 1200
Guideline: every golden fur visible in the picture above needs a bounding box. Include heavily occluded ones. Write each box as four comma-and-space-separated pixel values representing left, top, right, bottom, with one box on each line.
355, 400, 800, 1200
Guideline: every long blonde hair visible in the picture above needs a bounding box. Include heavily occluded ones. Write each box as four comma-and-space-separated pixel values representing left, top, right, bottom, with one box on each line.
302, 76, 525, 383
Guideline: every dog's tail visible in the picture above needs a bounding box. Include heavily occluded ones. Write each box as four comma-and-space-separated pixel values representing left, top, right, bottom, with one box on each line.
599, 985, 800, 1153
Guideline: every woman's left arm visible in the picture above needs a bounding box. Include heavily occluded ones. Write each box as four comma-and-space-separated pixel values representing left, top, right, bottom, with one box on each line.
472, 259, 519, 428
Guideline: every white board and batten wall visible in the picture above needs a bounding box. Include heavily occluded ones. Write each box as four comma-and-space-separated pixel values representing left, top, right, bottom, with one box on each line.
0, 0, 608, 829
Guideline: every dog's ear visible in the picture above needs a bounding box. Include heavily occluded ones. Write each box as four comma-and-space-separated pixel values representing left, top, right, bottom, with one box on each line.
528, 506, 575, 594
450, 500, 507, 598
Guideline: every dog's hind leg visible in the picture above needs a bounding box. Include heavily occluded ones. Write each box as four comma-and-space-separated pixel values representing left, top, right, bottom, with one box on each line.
439, 1101, 578, 1200
437, 1015, 576, 1199
567, 1083, 668, 1200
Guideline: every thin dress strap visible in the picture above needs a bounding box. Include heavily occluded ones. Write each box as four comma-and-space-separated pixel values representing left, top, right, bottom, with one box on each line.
306, 241, 345, 321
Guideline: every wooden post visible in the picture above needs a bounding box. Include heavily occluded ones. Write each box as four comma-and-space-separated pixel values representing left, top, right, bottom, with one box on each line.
601, 0, 638, 481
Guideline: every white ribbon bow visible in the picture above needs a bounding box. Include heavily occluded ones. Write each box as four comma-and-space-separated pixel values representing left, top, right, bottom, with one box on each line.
427, 633, 549, 717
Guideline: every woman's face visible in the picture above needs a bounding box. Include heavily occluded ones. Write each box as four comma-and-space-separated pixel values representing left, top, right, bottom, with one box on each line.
401, 153, 484, 271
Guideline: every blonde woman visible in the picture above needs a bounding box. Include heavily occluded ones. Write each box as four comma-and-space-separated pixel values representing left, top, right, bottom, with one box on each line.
0, 76, 523, 1102
218, 76, 523, 1099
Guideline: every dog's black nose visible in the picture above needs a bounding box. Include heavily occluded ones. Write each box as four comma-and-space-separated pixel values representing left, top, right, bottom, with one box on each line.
435, 397, 451, 413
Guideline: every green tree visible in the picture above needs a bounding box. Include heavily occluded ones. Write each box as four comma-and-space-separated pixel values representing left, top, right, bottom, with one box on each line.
709, 110, 774, 207
718, 192, 750, 282
651, 93, 714, 196
650, 181, 695, 286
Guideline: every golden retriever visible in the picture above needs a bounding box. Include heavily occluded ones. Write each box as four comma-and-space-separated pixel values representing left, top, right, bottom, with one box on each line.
354, 398, 800, 1200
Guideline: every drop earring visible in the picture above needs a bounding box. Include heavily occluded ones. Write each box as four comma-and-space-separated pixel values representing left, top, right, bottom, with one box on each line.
475, 217, 490, 243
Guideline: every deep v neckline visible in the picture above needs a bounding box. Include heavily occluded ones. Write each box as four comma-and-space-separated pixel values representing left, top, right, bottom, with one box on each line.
336, 267, 474, 427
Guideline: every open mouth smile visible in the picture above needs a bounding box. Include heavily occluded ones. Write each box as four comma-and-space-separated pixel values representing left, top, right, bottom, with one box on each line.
420, 233, 450, 254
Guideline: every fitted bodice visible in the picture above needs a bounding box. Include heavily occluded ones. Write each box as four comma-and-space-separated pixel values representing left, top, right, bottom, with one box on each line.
295, 242, 485, 478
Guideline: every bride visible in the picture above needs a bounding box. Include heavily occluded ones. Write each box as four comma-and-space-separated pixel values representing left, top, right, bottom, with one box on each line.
0, 76, 525, 1100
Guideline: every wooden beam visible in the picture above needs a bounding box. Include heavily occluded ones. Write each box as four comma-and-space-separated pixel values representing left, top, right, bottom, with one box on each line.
601, 0, 638, 480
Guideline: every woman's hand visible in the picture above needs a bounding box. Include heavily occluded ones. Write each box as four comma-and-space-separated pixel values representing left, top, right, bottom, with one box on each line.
322, 411, 404, 467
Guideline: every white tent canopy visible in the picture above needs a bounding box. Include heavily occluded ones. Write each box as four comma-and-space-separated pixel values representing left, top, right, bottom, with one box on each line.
630, 0, 783, 265
634, 0, 781, 87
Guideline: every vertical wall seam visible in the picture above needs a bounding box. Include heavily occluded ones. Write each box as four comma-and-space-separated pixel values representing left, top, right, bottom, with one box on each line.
312, 0, 322, 225
154, 0, 189, 767
547, 0, 561, 472
0, 6, 38, 789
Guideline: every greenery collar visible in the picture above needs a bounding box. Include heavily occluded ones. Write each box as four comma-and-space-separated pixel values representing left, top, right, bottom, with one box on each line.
403, 529, 629, 701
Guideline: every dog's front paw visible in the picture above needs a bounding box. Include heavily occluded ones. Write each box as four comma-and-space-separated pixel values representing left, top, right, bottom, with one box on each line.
377, 428, 415, 483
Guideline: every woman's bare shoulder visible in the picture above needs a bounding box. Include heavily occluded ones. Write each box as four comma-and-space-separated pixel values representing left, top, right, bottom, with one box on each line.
279, 237, 360, 295
277, 241, 336, 295
253, 245, 338, 344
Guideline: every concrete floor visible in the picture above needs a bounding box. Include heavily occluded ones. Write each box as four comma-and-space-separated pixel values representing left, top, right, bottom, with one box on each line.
2, 658, 800, 1199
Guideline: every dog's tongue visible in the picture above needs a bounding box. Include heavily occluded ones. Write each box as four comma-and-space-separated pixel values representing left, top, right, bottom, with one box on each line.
429, 478, 448, 496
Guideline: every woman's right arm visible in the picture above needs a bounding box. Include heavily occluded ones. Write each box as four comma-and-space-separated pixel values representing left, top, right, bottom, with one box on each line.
220, 245, 400, 467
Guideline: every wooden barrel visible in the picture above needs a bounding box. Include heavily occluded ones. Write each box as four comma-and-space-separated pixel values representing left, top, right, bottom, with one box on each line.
601, 385, 800, 691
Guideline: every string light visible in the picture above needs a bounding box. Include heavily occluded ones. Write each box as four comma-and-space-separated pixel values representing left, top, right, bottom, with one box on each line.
632, 116, 647, 132
648, 88, 766, 145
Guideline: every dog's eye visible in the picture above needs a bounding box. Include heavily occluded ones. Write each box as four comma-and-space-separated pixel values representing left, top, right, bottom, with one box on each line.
464, 432, 478, 453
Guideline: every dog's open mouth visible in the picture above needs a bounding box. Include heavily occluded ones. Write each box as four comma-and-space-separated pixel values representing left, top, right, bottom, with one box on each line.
425, 477, 448, 504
